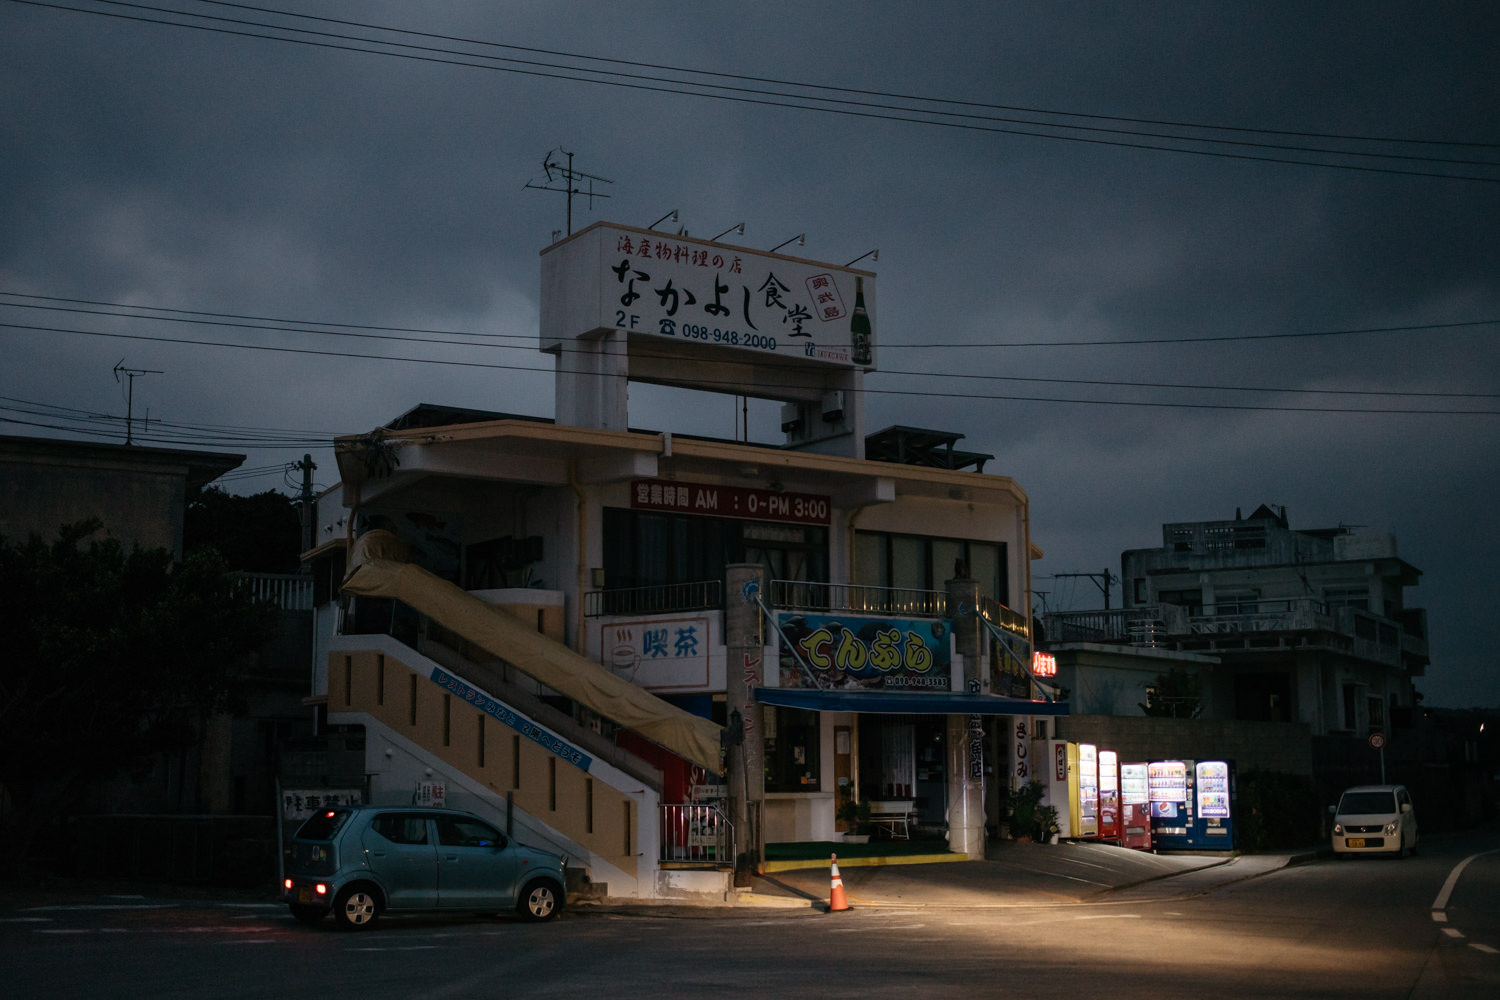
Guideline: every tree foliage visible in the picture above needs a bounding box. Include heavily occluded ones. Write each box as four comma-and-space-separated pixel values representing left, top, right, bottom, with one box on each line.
1139, 667, 1204, 719
184, 486, 301, 573
0, 521, 279, 872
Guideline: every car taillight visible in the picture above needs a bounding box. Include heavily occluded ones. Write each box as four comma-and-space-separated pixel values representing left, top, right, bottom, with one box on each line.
283, 878, 293, 890
315, 883, 328, 896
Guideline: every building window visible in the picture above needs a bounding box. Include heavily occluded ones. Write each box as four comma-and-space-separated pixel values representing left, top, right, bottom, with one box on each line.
764, 707, 821, 793
854, 531, 1009, 607
603, 507, 827, 590
1324, 586, 1369, 611
1213, 590, 1260, 614
1158, 589, 1203, 616
1342, 683, 1360, 731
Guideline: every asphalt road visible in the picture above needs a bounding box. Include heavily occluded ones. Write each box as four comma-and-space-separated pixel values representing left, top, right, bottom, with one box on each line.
3, 832, 1497, 999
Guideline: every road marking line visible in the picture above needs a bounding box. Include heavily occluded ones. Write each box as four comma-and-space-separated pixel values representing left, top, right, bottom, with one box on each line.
1442, 928, 1465, 939
1431, 848, 1500, 913
1431, 911, 1447, 923
1471, 943, 1498, 954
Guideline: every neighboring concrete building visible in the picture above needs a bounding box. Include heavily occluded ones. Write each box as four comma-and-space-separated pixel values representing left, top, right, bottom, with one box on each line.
2, 434, 315, 878
301, 222, 1064, 900
0, 434, 242, 556
1041, 505, 1431, 790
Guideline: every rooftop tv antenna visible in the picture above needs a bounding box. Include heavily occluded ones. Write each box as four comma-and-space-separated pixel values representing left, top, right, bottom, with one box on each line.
524, 147, 613, 237
112, 360, 162, 445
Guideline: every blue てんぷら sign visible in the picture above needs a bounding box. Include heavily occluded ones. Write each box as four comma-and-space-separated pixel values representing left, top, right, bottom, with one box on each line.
776, 612, 951, 691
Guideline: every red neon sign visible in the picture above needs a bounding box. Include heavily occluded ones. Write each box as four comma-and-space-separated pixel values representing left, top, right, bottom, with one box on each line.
1032, 651, 1057, 678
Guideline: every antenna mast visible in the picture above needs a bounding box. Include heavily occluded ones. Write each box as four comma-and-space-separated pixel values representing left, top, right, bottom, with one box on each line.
524, 147, 613, 236
112, 360, 163, 445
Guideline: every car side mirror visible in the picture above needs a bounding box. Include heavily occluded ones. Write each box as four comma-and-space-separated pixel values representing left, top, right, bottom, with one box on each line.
1401, 803, 1412, 813
1327, 804, 1336, 815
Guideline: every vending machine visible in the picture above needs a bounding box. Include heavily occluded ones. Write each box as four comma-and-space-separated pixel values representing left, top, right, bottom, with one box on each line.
1076, 743, 1100, 839
1193, 760, 1236, 848
1097, 749, 1122, 843
1147, 759, 1191, 848
1036, 739, 1077, 838
1119, 761, 1152, 850
1147, 759, 1236, 850
1035, 741, 1102, 841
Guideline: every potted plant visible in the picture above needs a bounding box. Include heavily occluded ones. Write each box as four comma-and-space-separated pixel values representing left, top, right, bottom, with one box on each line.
1007, 780, 1046, 842
839, 798, 872, 843
1034, 804, 1061, 844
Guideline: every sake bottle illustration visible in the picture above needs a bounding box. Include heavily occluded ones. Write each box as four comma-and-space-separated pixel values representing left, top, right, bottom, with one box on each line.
850, 276, 872, 366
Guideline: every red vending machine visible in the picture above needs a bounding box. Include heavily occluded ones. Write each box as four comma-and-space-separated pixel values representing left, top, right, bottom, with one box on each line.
1097, 749, 1122, 843
1076, 743, 1100, 839
1119, 761, 1153, 850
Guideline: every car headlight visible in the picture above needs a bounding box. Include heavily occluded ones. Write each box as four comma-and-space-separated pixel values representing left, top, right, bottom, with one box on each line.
1332, 822, 1344, 836
1384, 821, 1398, 836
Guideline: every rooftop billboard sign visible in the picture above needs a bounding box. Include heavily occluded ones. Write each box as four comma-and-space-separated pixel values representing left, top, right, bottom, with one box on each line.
541, 222, 876, 370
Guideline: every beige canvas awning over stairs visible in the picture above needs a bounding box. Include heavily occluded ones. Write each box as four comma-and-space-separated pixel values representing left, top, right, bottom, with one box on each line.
341, 531, 725, 772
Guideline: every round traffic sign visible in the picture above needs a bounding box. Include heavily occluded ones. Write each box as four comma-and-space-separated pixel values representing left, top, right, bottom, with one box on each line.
1368, 732, 1386, 750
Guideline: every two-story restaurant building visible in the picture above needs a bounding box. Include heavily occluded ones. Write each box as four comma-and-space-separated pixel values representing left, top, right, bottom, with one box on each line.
302, 223, 1065, 899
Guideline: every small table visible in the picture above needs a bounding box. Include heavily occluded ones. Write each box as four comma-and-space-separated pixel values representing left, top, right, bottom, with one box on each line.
866, 800, 915, 840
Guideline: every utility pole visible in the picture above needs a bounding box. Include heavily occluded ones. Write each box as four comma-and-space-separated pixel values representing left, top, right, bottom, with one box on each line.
113, 361, 162, 445
296, 454, 317, 561
1055, 569, 1117, 610
524, 148, 613, 236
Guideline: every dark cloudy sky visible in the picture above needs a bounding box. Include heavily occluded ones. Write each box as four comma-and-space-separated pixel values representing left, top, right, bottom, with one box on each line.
3, 2, 1497, 707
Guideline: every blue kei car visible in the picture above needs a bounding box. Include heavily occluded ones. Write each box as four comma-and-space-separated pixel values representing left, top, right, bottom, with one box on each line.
283, 805, 567, 929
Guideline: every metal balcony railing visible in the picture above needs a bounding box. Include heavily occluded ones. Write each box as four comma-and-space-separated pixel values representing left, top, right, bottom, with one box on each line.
584, 580, 723, 617
770, 580, 947, 618
660, 803, 733, 866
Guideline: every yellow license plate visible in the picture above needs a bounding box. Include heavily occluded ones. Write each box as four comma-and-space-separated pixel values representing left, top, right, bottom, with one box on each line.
1347, 838, 1366, 848
297, 887, 313, 903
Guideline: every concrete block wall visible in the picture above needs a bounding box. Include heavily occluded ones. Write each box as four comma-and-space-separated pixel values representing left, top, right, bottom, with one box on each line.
1056, 714, 1314, 776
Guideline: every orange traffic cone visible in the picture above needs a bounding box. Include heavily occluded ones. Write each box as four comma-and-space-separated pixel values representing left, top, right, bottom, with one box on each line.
827, 853, 849, 913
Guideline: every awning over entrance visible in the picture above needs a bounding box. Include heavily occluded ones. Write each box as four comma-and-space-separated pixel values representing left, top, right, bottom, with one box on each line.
755, 688, 1069, 716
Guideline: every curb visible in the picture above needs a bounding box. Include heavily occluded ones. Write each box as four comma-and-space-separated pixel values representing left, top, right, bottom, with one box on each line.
761, 852, 962, 874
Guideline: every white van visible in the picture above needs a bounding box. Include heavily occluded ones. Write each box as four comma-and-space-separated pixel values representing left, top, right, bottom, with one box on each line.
1330, 784, 1418, 858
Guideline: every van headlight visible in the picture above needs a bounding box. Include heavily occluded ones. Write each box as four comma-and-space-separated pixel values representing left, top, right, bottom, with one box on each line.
1332, 822, 1344, 836
1384, 821, 1398, 836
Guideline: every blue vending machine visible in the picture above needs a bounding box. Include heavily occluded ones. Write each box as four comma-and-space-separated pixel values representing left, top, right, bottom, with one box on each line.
1147, 759, 1236, 850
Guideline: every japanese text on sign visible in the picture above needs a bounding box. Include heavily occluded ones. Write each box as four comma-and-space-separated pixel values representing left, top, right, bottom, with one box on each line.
543, 223, 875, 369
632, 479, 831, 526
777, 612, 950, 691
430, 666, 593, 771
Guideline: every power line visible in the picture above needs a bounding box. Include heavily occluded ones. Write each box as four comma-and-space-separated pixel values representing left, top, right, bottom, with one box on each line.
191, 0, 1496, 151
4, 318, 1497, 416
6, 291, 1496, 352
0, 393, 341, 448
10, 0, 1498, 183
3, 294, 1496, 402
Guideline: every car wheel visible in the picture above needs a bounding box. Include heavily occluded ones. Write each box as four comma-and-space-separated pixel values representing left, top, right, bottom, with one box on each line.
333, 884, 381, 930
289, 903, 326, 924
517, 879, 561, 922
